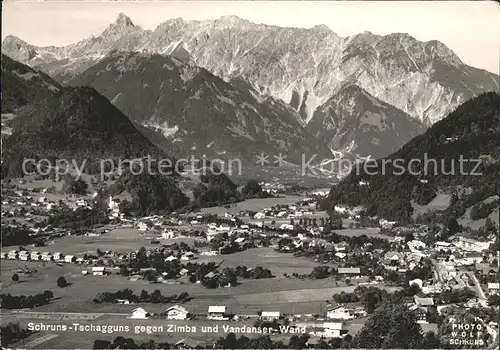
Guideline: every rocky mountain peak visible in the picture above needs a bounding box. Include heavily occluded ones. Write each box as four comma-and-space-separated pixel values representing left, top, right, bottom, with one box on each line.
2, 14, 497, 126
424, 39, 462, 64
115, 12, 135, 27
102, 12, 137, 36
311, 24, 333, 34
218, 15, 246, 23
2, 35, 38, 62
3, 35, 28, 47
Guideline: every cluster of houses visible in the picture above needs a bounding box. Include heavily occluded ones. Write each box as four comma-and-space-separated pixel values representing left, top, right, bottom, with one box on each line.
126, 303, 359, 341
2, 194, 62, 213
3, 249, 67, 262
252, 201, 318, 221
1, 249, 112, 276
259, 181, 285, 195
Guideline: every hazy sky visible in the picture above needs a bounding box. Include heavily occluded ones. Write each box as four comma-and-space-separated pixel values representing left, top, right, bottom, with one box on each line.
2, 1, 499, 74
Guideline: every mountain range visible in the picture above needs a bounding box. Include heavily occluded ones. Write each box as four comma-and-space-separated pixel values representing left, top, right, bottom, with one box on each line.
67, 51, 311, 161
3, 13, 499, 126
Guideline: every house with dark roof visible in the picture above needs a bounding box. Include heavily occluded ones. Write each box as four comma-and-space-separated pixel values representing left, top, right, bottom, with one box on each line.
174, 338, 204, 349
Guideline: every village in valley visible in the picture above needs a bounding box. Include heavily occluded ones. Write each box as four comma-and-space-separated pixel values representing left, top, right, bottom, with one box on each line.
1, 174, 499, 349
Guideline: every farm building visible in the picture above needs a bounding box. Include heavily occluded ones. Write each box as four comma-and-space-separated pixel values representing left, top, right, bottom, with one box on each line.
207, 306, 228, 320
173, 338, 204, 349
64, 255, 76, 263
337, 267, 361, 276
260, 311, 280, 322
166, 305, 189, 320
326, 304, 355, 320
322, 322, 345, 338
327, 303, 366, 320
128, 307, 150, 319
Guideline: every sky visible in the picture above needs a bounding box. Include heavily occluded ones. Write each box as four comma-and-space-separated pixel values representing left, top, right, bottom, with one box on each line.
2, 1, 500, 74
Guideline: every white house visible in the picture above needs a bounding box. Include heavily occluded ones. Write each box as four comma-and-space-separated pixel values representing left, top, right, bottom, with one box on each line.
207, 306, 228, 320
162, 230, 176, 239
46, 203, 57, 211
234, 237, 245, 245
335, 252, 347, 260
52, 252, 63, 261
216, 225, 230, 232
261, 311, 280, 322
254, 212, 265, 219
64, 255, 76, 263
434, 241, 454, 252
454, 237, 491, 253
41, 252, 53, 261
92, 266, 106, 276
128, 307, 150, 319
322, 322, 344, 338
19, 253, 30, 261
409, 278, 423, 289
488, 283, 500, 295
327, 305, 355, 320
108, 196, 119, 211
30, 252, 41, 261
407, 240, 426, 251
166, 305, 189, 320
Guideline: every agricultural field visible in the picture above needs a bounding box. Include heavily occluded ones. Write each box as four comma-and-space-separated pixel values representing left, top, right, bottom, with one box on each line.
1, 242, 398, 317
200, 195, 303, 215
30, 228, 203, 255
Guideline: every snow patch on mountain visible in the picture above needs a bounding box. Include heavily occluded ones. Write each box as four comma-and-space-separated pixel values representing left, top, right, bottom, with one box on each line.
111, 92, 122, 103
146, 121, 179, 138
217, 95, 237, 107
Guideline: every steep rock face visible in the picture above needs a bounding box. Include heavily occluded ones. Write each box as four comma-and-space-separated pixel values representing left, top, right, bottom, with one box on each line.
3, 14, 498, 125
69, 51, 311, 160
307, 83, 426, 160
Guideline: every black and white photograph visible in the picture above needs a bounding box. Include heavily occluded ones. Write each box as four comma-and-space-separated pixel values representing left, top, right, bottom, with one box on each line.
0, 0, 499, 349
